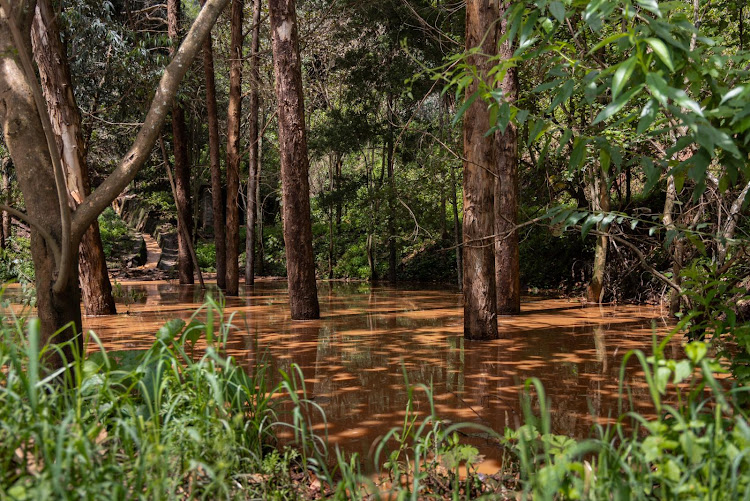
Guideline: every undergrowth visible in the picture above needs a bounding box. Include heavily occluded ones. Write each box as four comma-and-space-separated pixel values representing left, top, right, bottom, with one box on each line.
1, 296, 749, 499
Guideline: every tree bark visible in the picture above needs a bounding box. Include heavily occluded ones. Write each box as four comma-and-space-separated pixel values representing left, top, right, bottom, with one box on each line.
201, 0, 226, 289
168, 0, 194, 285
245, 0, 262, 286
462, 0, 497, 340
31, 0, 116, 317
269, 0, 320, 319
494, 5, 520, 315
587, 166, 610, 303
225, 0, 243, 296
0, 158, 10, 249
385, 96, 397, 283
1, 0, 230, 364
0, 3, 81, 368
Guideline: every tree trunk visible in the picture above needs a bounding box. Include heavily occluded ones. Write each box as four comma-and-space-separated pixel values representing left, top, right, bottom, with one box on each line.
450, 164, 462, 291
201, 0, 226, 289
225, 0, 243, 296
269, 0, 320, 319
462, 0, 497, 340
0, 158, 10, 249
494, 5, 520, 316
245, 0, 262, 286
0, 5, 82, 368
31, 0, 116, 316
168, 0, 194, 285
386, 97, 397, 283
587, 166, 610, 303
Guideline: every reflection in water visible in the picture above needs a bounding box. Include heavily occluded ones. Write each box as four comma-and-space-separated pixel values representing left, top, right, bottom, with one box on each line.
76, 280, 674, 472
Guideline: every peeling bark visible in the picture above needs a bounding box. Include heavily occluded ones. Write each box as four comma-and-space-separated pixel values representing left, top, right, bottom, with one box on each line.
31, 0, 116, 316
462, 0, 497, 340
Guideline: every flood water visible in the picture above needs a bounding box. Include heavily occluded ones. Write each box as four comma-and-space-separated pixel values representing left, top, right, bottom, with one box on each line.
72, 279, 678, 472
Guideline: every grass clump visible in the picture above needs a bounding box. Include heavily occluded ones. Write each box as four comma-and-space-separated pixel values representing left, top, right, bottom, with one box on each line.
0, 297, 294, 499
2, 295, 750, 500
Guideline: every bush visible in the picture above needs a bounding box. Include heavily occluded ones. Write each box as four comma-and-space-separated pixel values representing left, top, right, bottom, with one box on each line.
98, 207, 131, 258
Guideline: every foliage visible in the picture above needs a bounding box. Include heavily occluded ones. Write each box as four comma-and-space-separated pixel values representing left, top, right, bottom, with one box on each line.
0, 236, 33, 284
97, 207, 131, 259
0, 297, 285, 499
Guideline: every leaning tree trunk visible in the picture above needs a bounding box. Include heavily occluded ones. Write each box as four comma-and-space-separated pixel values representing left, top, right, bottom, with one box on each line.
385, 96, 397, 283
0, 5, 82, 368
31, 0, 116, 316
168, 0, 194, 285
245, 0, 262, 286
462, 0, 498, 340
225, 0, 243, 296
201, 0, 226, 289
494, 5, 520, 316
269, 0, 320, 319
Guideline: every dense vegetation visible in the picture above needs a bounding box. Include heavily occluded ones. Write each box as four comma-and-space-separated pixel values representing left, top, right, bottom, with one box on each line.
0, 0, 749, 498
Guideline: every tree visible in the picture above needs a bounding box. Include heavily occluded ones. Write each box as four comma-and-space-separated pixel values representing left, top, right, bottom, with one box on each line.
0, 0, 230, 368
225, 0, 243, 296
30, 0, 116, 317
245, 0, 262, 286
201, 0, 227, 290
168, 0, 194, 285
494, 2, 520, 315
269, 0, 320, 319
462, 0, 497, 340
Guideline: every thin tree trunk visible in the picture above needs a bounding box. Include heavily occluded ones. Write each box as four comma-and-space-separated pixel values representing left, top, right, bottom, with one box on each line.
462, 0, 497, 340
718, 180, 750, 264
451, 164, 462, 291
168, 0, 194, 285
0, 158, 10, 249
587, 167, 611, 303
269, 0, 320, 319
386, 96, 397, 283
31, 0, 116, 316
494, 4, 520, 316
225, 0, 243, 296
245, 0, 262, 286
201, 0, 226, 289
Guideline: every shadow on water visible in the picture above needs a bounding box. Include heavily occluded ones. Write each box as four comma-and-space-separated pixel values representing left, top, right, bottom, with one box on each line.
73, 279, 676, 472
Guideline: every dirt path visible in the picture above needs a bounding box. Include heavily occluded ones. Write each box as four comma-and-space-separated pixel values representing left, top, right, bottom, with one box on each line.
138, 233, 161, 270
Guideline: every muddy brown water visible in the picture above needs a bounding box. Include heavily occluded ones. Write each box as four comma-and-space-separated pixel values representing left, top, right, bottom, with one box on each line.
12, 279, 680, 473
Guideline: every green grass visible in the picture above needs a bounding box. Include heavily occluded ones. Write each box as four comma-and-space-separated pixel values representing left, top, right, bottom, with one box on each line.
1, 296, 750, 499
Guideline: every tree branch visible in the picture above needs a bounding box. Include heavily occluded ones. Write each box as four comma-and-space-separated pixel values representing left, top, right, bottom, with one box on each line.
0, 0, 72, 293
70, 0, 231, 246
0, 204, 60, 266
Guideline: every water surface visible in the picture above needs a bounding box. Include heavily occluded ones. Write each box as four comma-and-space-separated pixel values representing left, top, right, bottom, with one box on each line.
81, 280, 675, 472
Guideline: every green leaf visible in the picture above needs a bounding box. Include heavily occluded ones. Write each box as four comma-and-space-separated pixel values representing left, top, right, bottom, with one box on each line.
644, 38, 673, 71
588, 32, 629, 54
549, 80, 575, 111
612, 56, 637, 99
549, 1, 566, 22
720, 85, 745, 105
636, 0, 662, 16
637, 99, 658, 134
673, 360, 692, 385
581, 213, 604, 238
452, 91, 479, 126
685, 341, 707, 364
569, 137, 588, 170
593, 84, 644, 124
